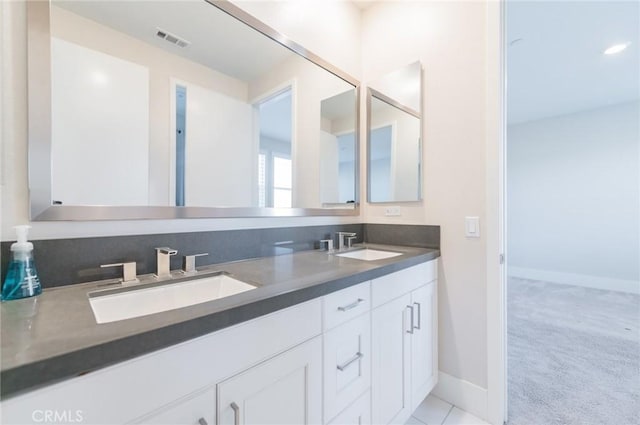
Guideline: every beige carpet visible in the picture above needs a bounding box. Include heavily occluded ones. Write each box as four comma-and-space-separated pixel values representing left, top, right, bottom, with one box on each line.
507, 277, 640, 425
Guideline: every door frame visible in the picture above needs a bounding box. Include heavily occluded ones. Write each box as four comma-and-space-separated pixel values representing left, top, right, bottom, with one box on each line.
486, 0, 507, 424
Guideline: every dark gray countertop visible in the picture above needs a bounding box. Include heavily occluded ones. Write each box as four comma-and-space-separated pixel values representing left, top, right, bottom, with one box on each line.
1, 244, 439, 399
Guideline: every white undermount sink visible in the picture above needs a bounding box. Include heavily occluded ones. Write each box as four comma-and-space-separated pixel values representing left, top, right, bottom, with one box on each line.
335, 248, 402, 261
89, 272, 256, 324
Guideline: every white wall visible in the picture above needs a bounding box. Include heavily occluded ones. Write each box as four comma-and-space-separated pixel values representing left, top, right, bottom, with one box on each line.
508, 101, 640, 293
183, 82, 254, 207
0, 0, 362, 240
51, 37, 150, 206
361, 0, 493, 406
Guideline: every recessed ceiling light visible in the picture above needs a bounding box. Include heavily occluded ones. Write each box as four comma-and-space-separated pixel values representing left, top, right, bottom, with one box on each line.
604, 42, 630, 55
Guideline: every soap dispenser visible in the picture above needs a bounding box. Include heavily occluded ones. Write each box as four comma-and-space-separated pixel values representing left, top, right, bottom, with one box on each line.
2, 225, 41, 301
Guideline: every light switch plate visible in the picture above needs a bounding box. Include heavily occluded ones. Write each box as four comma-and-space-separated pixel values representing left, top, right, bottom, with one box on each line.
465, 216, 480, 238
385, 206, 401, 216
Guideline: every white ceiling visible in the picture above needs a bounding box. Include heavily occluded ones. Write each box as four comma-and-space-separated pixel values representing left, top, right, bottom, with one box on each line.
351, 1, 379, 11
507, 1, 640, 124
54, 0, 292, 82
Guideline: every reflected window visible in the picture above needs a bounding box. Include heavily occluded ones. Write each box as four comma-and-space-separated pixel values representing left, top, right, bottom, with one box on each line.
258, 153, 267, 207
258, 152, 292, 208
273, 155, 292, 208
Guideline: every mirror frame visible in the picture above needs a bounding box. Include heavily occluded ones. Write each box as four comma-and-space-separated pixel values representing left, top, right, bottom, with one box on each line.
366, 87, 422, 204
27, 0, 360, 220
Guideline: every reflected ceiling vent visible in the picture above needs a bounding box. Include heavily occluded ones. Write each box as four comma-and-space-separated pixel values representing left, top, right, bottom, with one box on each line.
155, 28, 190, 48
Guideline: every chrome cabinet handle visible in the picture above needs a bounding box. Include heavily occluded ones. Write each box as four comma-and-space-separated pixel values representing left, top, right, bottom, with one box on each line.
337, 352, 363, 371
338, 298, 364, 312
406, 305, 415, 334
413, 302, 421, 330
198, 418, 208, 425
230, 402, 240, 425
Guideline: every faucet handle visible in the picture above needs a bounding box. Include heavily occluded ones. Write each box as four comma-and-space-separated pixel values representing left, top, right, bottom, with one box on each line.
319, 239, 334, 252
101, 262, 139, 284
183, 253, 209, 274
155, 247, 178, 256
346, 235, 357, 248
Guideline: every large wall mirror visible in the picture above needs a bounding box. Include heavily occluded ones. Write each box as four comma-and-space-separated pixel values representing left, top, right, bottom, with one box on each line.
366, 62, 422, 203
27, 0, 359, 220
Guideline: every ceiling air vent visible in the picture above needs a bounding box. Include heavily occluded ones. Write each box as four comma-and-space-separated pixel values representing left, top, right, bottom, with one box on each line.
156, 28, 191, 48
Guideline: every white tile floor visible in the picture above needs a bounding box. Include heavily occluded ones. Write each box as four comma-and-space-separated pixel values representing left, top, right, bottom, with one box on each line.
406, 395, 489, 425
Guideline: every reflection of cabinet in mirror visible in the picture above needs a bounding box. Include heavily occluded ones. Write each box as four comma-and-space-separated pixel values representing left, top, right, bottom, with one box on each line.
28, 0, 360, 220
367, 62, 423, 203
320, 90, 358, 206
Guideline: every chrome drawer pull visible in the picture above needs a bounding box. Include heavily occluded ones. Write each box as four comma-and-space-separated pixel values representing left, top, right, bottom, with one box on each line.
413, 302, 421, 330
406, 305, 415, 334
230, 402, 240, 425
337, 352, 364, 371
338, 298, 364, 312
198, 418, 208, 425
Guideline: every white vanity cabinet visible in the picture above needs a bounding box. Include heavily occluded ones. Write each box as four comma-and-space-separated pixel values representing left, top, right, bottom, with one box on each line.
1, 299, 323, 425
1, 260, 438, 425
371, 262, 438, 425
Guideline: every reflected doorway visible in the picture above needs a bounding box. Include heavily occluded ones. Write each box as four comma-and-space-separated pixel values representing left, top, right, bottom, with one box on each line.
256, 87, 293, 208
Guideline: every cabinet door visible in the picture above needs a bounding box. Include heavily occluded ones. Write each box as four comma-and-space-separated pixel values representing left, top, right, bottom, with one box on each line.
217, 337, 322, 425
371, 293, 412, 425
410, 282, 436, 411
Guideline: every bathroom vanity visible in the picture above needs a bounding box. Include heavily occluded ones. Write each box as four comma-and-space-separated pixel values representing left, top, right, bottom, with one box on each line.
3, 0, 441, 422
1, 245, 439, 425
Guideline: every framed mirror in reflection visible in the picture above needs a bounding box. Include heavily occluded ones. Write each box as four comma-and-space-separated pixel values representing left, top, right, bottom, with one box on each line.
366, 62, 422, 203
29, 0, 359, 220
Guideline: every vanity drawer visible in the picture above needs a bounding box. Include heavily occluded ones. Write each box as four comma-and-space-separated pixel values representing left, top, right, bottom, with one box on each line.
132, 387, 215, 425
371, 261, 436, 308
323, 281, 371, 330
323, 314, 371, 421
327, 390, 371, 425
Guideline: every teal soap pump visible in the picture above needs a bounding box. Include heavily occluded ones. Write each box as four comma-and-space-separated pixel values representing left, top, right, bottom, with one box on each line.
2, 225, 42, 301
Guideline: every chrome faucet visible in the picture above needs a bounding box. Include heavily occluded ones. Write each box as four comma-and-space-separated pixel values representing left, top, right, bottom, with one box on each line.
155, 247, 178, 278
336, 232, 357, 251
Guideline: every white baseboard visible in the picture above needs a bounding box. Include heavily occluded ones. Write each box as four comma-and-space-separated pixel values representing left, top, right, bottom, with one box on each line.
432, 371, 488, 421
508, 266, 639, 295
